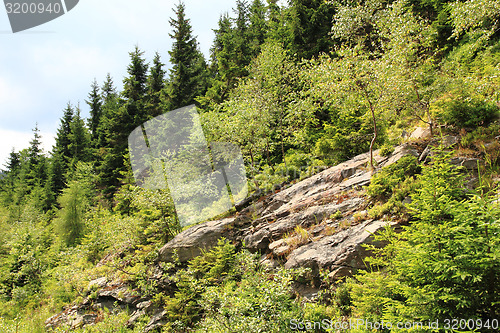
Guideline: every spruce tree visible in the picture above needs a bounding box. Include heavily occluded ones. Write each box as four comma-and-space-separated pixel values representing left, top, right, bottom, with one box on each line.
97, 47, 148, 197
233, 0, 252, 74
288, 0, 335, 59
68, 106, 91, 166
54, 103, 74, 162
123, 46, 149, 125
86, 79, 102, 147
101, 73, 117, 106
27, 125, 47, 186
146, 52, 166, 117
248, 0, 268, 57
166, 1, 208, 110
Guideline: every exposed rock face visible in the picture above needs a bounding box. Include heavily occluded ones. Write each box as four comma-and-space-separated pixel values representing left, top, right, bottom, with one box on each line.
284, 219, 401, 281
46, 143, 432, 331
45, 280, 145, 330
409, 126, 431, 140
158, 217, 248, 263
158, 143, 419, 265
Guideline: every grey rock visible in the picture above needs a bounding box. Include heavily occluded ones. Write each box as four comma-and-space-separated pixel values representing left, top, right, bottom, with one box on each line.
285, 220, 400, 281
419, 145, 431, 162
409, 127, 431, 140
441, 135, 459, 147
88, 277, 107, 290
158, 217, 242, 263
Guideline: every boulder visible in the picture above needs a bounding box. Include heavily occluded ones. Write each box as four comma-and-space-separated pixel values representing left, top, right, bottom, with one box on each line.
158, 217, 244, 263
285, 220, 400, 281
409, 127, 431, 140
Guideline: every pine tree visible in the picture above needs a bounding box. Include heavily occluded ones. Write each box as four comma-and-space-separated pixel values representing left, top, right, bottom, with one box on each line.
248, 0, 268, 57
146, 52, 166, 117
123, 46, 149, 125
68, 106, 91, 166
287, 0, 335, 59
166, 1, 209, 110
86, 79, 102, 147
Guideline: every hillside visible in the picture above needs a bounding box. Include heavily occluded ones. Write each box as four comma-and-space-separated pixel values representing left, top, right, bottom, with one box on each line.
0, 0, 500, 331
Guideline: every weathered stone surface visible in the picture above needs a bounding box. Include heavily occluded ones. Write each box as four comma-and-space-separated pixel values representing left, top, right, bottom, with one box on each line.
243, 197, 365, 251
46, 280, 145, 330
409, 126, 431, 140
158, 217, 243, 263
449, 157, 482, 170
46, 142, 425, 332
285, 220, 400, 280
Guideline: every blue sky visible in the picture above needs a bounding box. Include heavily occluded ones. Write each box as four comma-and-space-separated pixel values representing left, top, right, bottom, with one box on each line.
0, 0, 237, 166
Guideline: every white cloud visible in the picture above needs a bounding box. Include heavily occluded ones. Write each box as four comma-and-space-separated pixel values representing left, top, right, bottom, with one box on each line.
0, 129, 56, 167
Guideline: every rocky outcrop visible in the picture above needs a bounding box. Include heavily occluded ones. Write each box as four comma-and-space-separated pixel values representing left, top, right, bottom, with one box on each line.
284, 219, 401, 281
158, 143, 419, 266
50, 141, 483, 331
45, 279, 145, 330
158, 216, 250, 263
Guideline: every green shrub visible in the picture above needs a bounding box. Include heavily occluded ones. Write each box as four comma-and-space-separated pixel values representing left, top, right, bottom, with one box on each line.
436, 97, 499, 128
351, 152, 500, 325
366, 155, 421, 200
379, 144, 395, 157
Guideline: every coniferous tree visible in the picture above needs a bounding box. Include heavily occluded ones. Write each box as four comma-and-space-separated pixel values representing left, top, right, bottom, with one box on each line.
248, 0, 268, 57
101, 73, 117, 106
166, 1, 209, 110
68, 106, 91, 166
232, 0, 252, 76
97, 47, 149, 197
86, 79, 102, 147
27, 125, 47, 186
50, 103, 74, 194
287, 0, 335, 59
123, 46, 149, 125
54, 103, 74, 162
197, 13, 234, 109
146, 52, 166, 117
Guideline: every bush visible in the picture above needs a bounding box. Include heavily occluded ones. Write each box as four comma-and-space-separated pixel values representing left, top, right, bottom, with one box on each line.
366, 155, 421, 200
350, 152, 500, 325
436, 97, 499, 128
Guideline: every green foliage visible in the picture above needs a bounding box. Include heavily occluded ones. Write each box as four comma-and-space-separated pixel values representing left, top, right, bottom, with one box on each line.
434, 95, 499, 128
367, 155, 421, 200
197, 268, 303, 332
1, 0, 499, 330
351, 151, 500, 325
55, 162, 95, 247
379, 144, 395, 157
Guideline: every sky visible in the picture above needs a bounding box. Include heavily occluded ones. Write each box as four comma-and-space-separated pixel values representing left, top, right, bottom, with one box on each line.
0, 0, 238, 167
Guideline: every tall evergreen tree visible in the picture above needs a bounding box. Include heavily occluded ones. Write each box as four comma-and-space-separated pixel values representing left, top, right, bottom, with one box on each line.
287, 0, 335, 59
97, 47, 149, 197
86, 79, 102, 147
68, 106, 91, 166
248, 0, 268, 57
146, 52, 166, 118
27, 124, 47, 186
101, 73, 117, 106
123, 46, 149, 125
232, 0, 252, 74
166, 1, 209, 110
54, 103, 74, 162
